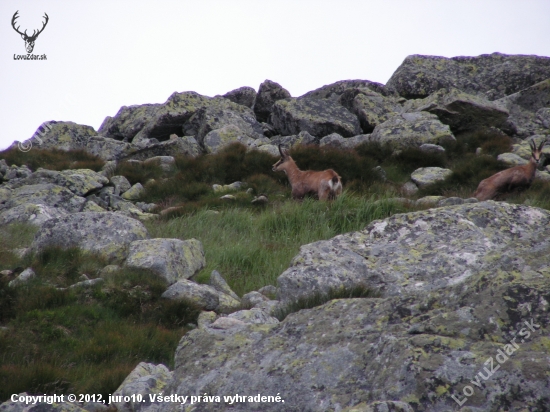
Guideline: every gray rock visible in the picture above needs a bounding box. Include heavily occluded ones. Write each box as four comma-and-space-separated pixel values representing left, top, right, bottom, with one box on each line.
242, 291, 269, 308
125, 238, 205, 285
338, 88, 403, 133
123, 136, 202, 161
0, 203, 68, 227
67, 278, 104, 289
414, 195, 445, 207
202, 125, 257, 154
370, 112, 455, 150
269, 131, 320, 148
222, 86, 257, 109
29, 120, 97, 151
387, 52, 550, 100
209, 270, 240, 301
403, 88, 509, 133
437, 197, 465, 207
253, 80, 292, 123
419, 143, 445, 154
228, 308, 279, 325
197, 311, 217, 329
8, 268, 35, 287
258, 285, 277, 298
271, 98, 362, 138
98, 104, 162, 142
110, 175, 132, 195
112, 362, 172, 412
31, 212, 149, 263
122, 183, 144, 200
494, 78, 550, 137
143, 156, 175, 172
401, 181, 419, 196
161, 279, 241, 314
1, 165, 33, 181
410, 167, 453, 187
300, 79, 392, 100
3, 184, 86, 213
86, 136, 132, 161
319, 133, 348, 148
8, 168, 109, 197
497, 152, 529, 166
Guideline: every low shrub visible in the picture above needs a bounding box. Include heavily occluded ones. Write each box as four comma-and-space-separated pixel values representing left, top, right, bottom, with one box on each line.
0, 148, 104, 172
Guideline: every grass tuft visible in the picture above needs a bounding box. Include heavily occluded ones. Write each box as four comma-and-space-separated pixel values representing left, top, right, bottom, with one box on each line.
0, 148, 104, 172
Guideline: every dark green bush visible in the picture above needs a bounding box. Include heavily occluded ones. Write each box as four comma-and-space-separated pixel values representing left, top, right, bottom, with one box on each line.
0, 148, 104, 172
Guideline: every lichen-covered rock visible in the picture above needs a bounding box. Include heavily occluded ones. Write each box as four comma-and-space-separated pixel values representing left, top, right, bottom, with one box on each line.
0, 395, 88, 412
494, 78, 550, 137
370, 112, 455, 150
338, 88, 403, 133
122, 183, 144, 200
0, 203, 68, 226
110, 175, 132, 195
143, 202, 550, 412
2, 184, 86, 213
341, 401, 414, 412
202, 125, 257, 154
227, 308, 279, 325
31, 121, 97, 151
387, 52, 550, 100
269, 131, 320, 148
222, 86, 257, 108
271, 98, 362, 138
277, 201, 550, 303
161, 279, 241, 313
98, 104, 162, 142
125, 136, 202, 160
209, 270, 240, 301
112, 362, 172, 412
8, 168, 109, 197
8, 268, 35, 287
410, 167, 452, 187
125, 238, 205, 285
31, 212, 149, 263
402, 88, 509, 133
496, 152, 528, 166
85, 136, 132, 161
253, 80, 292, 123
300, 79, 392, 100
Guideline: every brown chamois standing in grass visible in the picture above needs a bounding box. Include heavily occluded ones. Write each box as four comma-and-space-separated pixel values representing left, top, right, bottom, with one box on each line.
272, 145, 343, 200
474, 138, 547, 201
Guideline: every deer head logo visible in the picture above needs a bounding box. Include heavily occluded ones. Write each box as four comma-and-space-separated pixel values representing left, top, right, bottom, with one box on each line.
11, 11, 49, 54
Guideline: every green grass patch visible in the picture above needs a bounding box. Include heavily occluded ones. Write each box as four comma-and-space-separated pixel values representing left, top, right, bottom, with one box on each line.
0, 148, 105, 172
146, 193, 407, 296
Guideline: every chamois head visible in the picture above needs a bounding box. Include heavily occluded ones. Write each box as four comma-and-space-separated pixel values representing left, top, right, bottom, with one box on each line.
529, 138, 546, 165
272, 145, 292, 173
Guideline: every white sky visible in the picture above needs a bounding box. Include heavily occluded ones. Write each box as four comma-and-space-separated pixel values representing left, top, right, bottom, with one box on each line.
1, 0, 550, 150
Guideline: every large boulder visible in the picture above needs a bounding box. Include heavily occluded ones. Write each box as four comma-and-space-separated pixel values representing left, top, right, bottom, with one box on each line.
299, 79, 392, 100
141, 201, 550, 412
277, 201, 549, 303
494, 78, 550, 137
7, 168, 109, 197
387, 53, 550, 100
271, 98, 362, 138
338, 88, 403, 133
98, 104, 162, 142
0, 203, 68, 227
222, 86, 257, 109
125, 238, 205, 285
402, 88, 510, 133
410, 167, 453, 188
123, 136, 202, 160
2, 184, 86, 213
253, 80, 291, 123
30, 212, 149, 263
28, 121, 97, 151
85, 136, 132, 161
369, 112, 455, 150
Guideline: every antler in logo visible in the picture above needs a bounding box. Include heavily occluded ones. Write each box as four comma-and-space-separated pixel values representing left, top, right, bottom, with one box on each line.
11, 11, 49, 54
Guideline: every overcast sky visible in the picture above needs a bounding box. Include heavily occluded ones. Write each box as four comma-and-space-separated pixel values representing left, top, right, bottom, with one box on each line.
1, 0, 550, 150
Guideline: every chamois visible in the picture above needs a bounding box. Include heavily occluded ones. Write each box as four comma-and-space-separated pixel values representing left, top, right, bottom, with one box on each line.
272, 145, 343, 200
474, 138, 547, 201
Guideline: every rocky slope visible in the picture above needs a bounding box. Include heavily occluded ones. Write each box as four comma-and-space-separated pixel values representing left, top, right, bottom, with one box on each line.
1, 52, 550, 412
